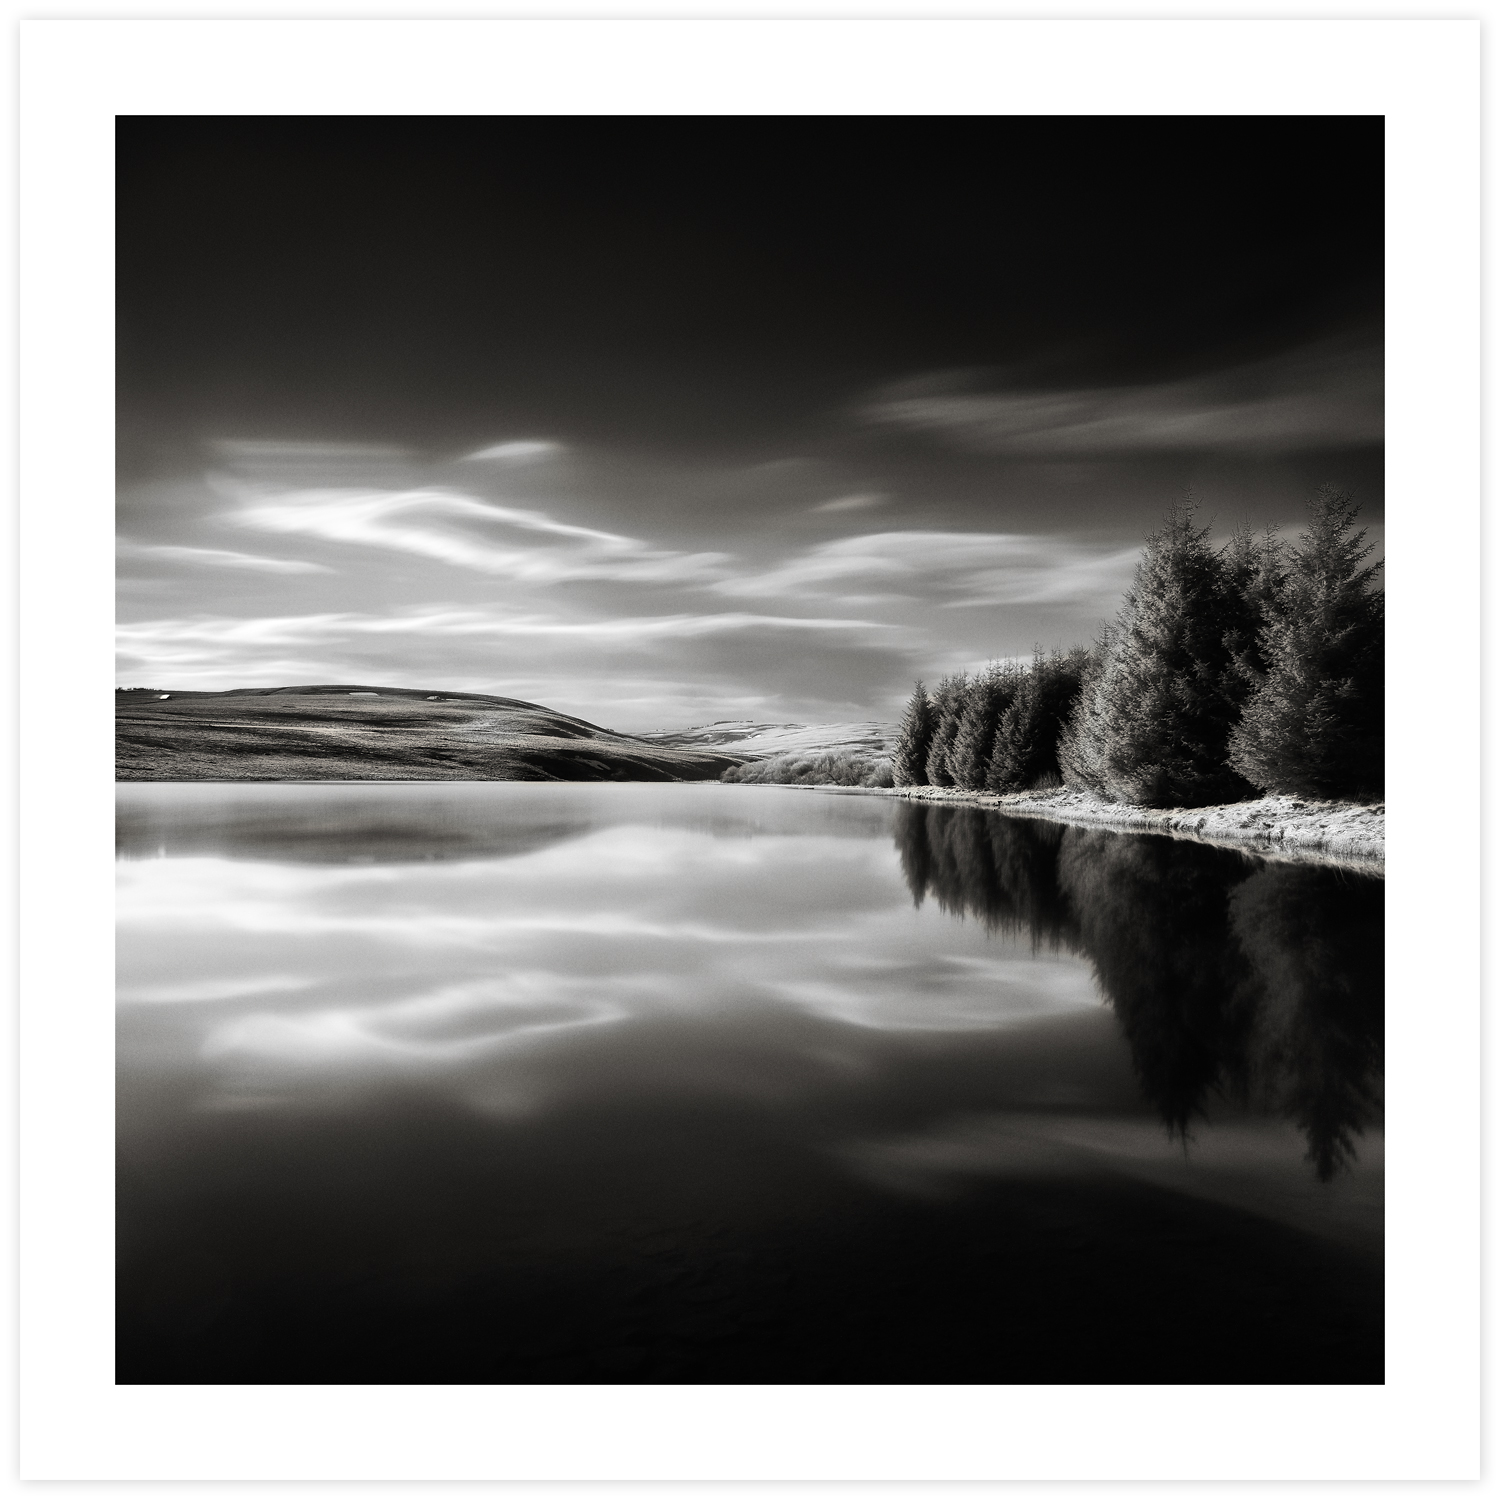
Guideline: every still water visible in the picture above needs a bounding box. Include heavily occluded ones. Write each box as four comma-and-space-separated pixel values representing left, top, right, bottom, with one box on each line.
117, 782, 1383, 1384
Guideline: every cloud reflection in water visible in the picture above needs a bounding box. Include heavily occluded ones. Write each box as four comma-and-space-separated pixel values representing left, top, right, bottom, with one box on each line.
115, 782, 1384, 1388
117, 786, 1103, 1120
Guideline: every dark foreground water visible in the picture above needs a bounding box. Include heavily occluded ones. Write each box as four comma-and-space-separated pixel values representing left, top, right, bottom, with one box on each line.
116, 782, 1384, 1384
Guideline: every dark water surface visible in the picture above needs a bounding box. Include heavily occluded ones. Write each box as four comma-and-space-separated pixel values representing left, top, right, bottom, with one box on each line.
116, 782, 1383, 1384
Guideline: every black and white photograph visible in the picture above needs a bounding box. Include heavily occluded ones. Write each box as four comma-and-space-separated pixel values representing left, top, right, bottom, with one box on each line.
14, 11, 1482, 1483
113, 111, 1388, 1387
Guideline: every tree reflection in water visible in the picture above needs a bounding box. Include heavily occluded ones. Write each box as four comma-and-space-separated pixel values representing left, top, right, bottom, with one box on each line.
893, 804, 1384, 1179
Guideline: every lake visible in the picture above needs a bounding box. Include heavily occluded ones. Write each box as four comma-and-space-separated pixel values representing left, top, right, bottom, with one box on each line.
116, 781, 1384, 1384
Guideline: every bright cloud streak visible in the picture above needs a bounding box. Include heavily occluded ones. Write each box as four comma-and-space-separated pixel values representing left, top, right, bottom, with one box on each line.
118, 974, 316, 1004
228, 485, 731, 585
721, 531, 1141, 610
117, 540, 334, 575
812, 493, 886, 513
460, 440, 563, 463
116, 605, 888, 655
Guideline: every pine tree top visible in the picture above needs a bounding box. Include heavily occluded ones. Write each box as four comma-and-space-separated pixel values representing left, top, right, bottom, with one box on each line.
1291, 485, 1384, 596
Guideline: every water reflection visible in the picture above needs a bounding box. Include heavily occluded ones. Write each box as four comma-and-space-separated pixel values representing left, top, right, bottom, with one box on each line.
117, 784, 1384, 1383
894, 805, 1384, 1179
117, 786, 1104, 1128
115, 781, 900, 865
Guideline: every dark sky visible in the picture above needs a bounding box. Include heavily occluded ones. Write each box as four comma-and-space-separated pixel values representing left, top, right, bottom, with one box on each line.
116, 116, 1383, 727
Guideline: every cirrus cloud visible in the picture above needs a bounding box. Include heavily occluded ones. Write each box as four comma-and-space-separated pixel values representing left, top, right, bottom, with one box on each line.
226, 485, 732, 586
864, 337, 1382, 458
116, 605, 889, 655
116, 540, 334, 575
719, 530, 1141, 612
460, 440, 563, 464
811, 493, 886, 514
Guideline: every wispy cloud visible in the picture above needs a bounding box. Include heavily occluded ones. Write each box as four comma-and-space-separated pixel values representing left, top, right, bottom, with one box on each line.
114, 603, 910, 722
209, 440, 421, 489
121, 439, 1165, 722
226, 485, 732, 586
460, 440, 562, 464
720, 530, 1141, 611
116, 604, 890, 662
812, 493, 886, 514
118, 974, 316, 1005
863, 338, 1382, 457
117, 540, 334, 575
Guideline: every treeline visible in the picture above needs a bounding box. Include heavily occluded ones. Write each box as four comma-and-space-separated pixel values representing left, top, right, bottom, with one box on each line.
894, 487, 1384, 807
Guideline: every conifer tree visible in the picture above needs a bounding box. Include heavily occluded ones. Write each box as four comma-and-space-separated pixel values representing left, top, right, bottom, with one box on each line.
988, 647, 1090, 792
1057, 638, 1112, 794
1227, 486, 1384, 800
1060, 501, 1255, 808
892, 680, 937, 787
950, 663, 1021, 791
1221, 522, 1288, 691
924, 672, 969, 787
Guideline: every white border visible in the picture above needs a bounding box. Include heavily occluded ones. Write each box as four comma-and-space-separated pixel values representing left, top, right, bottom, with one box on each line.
18, 15, 1481, 1484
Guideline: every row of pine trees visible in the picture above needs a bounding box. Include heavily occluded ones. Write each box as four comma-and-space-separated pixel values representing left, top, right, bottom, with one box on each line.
893, 486, 1384, 807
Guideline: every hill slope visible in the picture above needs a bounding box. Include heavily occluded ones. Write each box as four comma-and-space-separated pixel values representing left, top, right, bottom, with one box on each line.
116, 686, 749, 783
636, 719, 894, 759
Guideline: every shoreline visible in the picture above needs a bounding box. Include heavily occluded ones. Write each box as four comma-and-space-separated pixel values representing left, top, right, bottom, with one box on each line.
793, 783, 1385, 871
114, 774, 1385, 871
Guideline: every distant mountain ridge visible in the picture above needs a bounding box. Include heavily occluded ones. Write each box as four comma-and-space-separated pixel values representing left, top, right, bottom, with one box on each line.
636, 719, 895, 759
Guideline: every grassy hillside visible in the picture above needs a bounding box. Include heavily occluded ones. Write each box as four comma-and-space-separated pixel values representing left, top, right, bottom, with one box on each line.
115, 685, 749, 782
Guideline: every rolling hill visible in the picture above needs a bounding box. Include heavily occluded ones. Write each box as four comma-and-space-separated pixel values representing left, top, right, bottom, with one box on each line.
115, 685, 752, 783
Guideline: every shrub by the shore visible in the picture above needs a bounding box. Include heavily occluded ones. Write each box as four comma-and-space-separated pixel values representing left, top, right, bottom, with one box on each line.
722, 750, 896, 789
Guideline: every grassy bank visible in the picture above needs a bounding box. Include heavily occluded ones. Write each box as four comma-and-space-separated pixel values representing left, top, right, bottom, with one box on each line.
884, 785, 1383, 867
750, 780, 1382, 868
